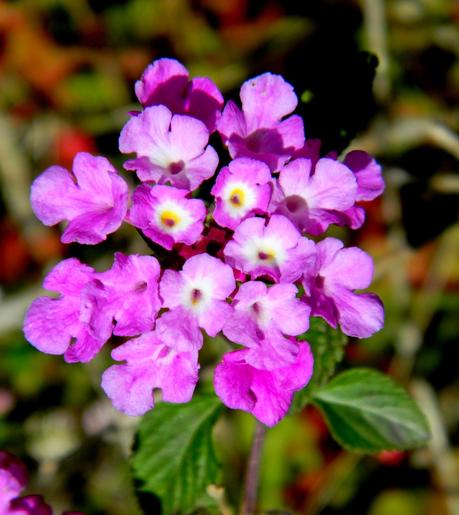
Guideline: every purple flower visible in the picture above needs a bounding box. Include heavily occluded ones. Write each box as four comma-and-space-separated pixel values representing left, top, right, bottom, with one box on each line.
31, 152, 128, 244
84, 253, 162, 339
223, 215, 316, 283
23, 258, 109, 363
211, 158, 272, 230
217, 73, 304, 171
302, 238, 384, 338
214, 342, 313, 426
135, 57, 224, 132
223, 281, 310, 368
128, 184, 206, 250
119, 105, 218, 191
160, 253, 235, 337
271, 157, 358, 235
101, 331, 199, 416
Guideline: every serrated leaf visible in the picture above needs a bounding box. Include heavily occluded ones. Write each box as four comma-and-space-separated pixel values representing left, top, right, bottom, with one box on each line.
132, 394, 223, 514
291, 318, 347, 411
312, 369, 430, 452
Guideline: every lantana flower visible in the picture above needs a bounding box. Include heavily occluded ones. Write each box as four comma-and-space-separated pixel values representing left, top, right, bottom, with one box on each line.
223, 281, 310, 368
83, 252, 162, 339
211, 157, 272, 229
214, 342, 313, 427
217, 73, 304, 171
31, 152, 128, 244
223, 215, 316, 282
101, 331, 199, 417
135, 57, 223, 133
270, 157, 358, 235
128, 184, 206, 250
119, 105, 218, 190
302, 238, 384, 338
160, 253, 235, 338
23, 258, 108, 363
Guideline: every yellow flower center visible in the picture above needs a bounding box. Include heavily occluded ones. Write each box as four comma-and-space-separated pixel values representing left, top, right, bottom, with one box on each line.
160, 210, 180, 228
257, 249, 275, 262
229, 187, 245, 206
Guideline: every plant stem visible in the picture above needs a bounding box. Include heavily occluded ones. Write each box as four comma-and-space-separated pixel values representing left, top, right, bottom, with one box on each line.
240, 421, 267, 515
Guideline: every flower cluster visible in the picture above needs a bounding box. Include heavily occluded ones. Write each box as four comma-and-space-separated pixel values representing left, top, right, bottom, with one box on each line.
24, 58, 384, 427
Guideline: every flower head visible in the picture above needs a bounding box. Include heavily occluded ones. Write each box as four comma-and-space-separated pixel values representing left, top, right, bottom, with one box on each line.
119, 105, 218, 190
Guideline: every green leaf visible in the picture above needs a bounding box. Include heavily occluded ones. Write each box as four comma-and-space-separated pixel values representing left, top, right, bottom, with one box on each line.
312, 369, 430, 452
291, 317, 347, 411
132, 394, 223, 514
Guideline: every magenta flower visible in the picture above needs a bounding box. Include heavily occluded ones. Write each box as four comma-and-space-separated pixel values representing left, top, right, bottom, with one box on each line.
84, 253, 162, 338
217, 73, 304, 171
23, 258, 109, 363
302, 238, 384, 338
271, 157, 358, 235
101, 331, 199, 416
119, 105, 218, 190
214, 342, 313, 426
135, 57, 224, 132
211, 158, 272, 230
223, 281, 310, 368
223, 215, 316, 282
160, 253, 235, 337
128, 184, 206, 250
31, 152, 128, 244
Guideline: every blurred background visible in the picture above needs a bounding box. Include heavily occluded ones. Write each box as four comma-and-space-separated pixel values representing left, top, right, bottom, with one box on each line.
0, 0, 458, 513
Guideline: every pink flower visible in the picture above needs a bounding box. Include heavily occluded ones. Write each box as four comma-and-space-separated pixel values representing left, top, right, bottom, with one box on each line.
84, 253, 162, 339
223, 215, 316, 283
119, 105, 218, 191
23, 258, 109, 363
101, 331, 199, 416
31, 152, 128, 244
214, 342, 313, 427
223, 281, 310, 369
135, 57, 224, 132
302, 238, 384, 338
271, 157, 358, 235
211, 158, 272, 230
128, 184, 206, 250
217, 73, 304, 171
160, 253, 235, 337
